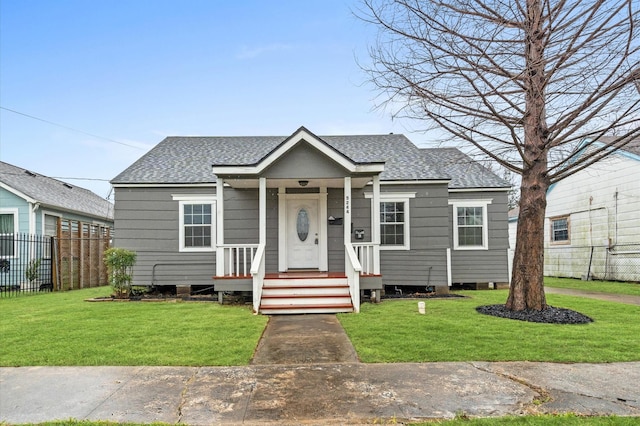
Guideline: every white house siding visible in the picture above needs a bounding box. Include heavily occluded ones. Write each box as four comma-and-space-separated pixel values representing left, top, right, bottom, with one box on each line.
544, 150, 640, 282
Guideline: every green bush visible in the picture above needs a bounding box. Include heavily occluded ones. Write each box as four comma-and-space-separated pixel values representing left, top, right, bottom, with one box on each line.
103, 248, 137, 298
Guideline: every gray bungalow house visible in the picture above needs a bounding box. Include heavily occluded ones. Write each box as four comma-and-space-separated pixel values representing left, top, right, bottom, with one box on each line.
111, 127, 510, 313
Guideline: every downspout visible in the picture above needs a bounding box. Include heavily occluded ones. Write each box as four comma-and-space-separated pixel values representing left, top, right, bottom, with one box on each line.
29, 202, 40, 235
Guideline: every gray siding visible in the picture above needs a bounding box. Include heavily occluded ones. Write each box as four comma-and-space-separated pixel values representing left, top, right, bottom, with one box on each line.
376, 183, 451, 288
113, 186, 217, 287
114, 184, 510, 290
448, 191, 510, 283
263, 142, 348, 179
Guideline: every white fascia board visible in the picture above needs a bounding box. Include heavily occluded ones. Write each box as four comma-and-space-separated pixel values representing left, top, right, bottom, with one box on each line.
37, 202, 114, 223
0, 182, 37, 204
449, 187, 511, 193
379, 180, 450, 185
111, 183, 216, 188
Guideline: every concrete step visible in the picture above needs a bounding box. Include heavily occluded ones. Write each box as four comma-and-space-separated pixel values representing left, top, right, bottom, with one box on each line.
261, 295, 352, 306
260, 304, 354, 315
263, 277, 348, 287
261, 285, 350, 296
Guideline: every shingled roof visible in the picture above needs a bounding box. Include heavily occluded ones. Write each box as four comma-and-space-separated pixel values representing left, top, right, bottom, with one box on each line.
0, 161, 114, 221
111, 130, 510, 189
422, 148, 511, 189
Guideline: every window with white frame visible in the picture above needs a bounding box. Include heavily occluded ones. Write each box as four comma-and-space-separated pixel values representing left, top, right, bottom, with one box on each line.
173, 195, 216, 252
366, 192, 415, 250
0, 211, 18, 258
449, 199, 492, 250
550, 216, 570, 244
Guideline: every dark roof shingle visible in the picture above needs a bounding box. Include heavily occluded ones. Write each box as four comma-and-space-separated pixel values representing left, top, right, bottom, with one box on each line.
0, 161, 114, 221
112, 132, 510, 189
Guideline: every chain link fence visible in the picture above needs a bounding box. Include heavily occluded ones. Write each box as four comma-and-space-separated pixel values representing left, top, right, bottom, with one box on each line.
545, 243, 640, 283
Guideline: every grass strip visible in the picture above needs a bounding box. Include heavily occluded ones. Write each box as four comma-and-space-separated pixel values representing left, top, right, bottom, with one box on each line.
338, 290, 640, 363
0, 287, 268, 366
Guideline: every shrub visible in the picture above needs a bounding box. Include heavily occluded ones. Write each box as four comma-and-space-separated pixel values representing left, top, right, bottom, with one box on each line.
103, 248, 137, 298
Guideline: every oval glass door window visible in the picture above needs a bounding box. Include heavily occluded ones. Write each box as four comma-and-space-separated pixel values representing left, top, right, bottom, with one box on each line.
297, 208, 309, 241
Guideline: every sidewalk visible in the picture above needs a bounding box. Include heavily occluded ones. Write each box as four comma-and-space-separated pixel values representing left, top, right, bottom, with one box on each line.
2, 314, 639, 424
545, 286, 640, 305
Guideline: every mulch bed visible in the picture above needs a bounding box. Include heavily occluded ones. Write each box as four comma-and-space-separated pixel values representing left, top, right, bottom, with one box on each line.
381, 292, 466, 300
476, 304, 594, 324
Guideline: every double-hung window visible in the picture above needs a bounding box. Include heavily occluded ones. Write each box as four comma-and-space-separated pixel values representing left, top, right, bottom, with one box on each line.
366, 192, 415, 250
550, 216, 570, 244
173, 195, 216, 252
0, 210, 18, 258
450, 199, 491, 250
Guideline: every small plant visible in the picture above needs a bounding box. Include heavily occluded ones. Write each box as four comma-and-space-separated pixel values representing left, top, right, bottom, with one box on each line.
25, 258, 42, 284
103, 248, 137, 298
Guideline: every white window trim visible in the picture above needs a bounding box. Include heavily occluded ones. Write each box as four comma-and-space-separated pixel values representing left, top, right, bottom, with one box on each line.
449, 199, 492, 250
365, 192, 415, 251
550, 215, 571, 245
172, 195, 216, 252
0, 208, 19, 259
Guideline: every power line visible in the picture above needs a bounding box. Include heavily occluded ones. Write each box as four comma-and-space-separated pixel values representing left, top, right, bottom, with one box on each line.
0, 106, 146, 150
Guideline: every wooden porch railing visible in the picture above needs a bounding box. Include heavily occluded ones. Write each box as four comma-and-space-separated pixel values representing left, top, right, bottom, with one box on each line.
345, 243, 362, 313
219, 244, 259, 277
250, 243, 266, 313
352, 242, 380, 275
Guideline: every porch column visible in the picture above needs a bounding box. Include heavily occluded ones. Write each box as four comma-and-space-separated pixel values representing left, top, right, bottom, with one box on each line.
372, 175, 381, 275
259, 177, 266, 244
344, 177, 352, 241
215, 177, 225, 276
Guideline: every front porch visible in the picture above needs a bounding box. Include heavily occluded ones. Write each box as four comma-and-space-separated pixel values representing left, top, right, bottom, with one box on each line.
210, 128, 387, 314
213, 243, 383, 314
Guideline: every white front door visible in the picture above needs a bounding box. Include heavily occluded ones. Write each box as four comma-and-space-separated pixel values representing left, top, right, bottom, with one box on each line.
287, 198, 320, 269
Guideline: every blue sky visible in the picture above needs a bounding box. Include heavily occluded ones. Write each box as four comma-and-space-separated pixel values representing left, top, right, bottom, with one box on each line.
0, 0, 436, 199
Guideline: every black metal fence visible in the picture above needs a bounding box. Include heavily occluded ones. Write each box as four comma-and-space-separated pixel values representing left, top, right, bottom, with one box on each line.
0, 233, 54, 297
545, 243, 640, 283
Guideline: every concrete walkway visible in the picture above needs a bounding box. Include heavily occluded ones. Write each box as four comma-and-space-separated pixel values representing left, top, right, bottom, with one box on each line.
545, 286, 640, 305
2, 313, 640, 424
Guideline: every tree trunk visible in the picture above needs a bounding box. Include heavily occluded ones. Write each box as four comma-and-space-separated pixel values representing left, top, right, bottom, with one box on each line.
506, 165, 549, 311
505, 0, 550, 312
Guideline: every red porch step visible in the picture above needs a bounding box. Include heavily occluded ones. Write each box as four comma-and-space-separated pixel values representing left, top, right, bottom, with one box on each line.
259, 275, 353, 314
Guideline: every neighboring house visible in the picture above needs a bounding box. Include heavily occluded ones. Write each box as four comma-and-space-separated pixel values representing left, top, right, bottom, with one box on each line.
0, 161, 114, 290
111, 126, 511, 313
543, 137, 640, 282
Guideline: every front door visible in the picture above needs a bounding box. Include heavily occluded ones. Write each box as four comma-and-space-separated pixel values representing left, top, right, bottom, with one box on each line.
287, 198, 320, 269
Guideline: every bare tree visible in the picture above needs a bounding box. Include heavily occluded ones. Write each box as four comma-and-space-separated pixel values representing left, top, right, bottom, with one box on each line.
359, 0, 640, 310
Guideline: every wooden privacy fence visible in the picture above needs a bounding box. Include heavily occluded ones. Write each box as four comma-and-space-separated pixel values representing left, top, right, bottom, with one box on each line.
55, 219, 111, 291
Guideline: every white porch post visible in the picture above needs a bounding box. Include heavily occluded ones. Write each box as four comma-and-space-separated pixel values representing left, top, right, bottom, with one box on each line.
254, 177, 267, 311
344, 177, 352, 242
215, 177, 225, 276
344, 176, 360, 311
372, 175, 381, 275
259, 178, 266, 244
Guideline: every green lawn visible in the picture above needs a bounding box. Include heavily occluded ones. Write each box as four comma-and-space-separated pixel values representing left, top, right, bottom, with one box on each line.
0, 287, 268, 366
338, 290, 640, 363
2, 286, 639, 366
545, 277, 640, 296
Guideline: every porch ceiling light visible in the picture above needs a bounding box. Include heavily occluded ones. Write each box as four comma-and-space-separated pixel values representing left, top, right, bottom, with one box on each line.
298, 180, 309, 187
